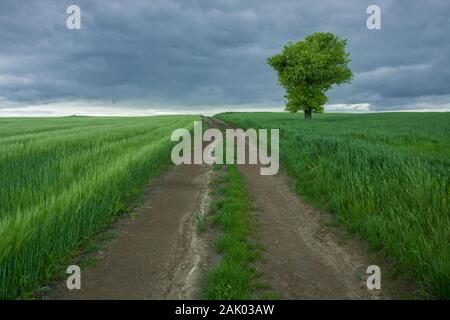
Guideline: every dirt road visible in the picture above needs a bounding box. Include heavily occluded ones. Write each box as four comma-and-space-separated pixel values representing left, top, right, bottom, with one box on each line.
48, 164, 213, 299
238, 163, 379, 299
208, 117, 406, 299
48, 118, 409, 299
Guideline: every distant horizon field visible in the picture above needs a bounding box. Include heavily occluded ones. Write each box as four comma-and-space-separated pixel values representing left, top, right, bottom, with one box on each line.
215, 111, 450, 298
0, 110, 449, 119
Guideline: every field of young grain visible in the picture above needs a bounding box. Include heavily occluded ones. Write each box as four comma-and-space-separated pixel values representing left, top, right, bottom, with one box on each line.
215, 112, 450, 298
0, 115, 198, 299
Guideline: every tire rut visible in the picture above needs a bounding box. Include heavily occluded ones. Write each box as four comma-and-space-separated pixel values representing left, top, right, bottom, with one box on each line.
47, 164, 213, 300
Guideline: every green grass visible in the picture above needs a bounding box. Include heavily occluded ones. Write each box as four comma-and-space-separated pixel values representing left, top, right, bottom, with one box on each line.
0, 115, 198, 299
204, 165, 261, 300
215, 112, 450, 299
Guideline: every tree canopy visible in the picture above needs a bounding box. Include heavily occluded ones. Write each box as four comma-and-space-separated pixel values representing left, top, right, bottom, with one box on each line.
267, 32, 353, 119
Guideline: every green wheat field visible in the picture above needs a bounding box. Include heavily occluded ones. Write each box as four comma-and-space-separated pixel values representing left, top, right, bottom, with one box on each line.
0, 112, 449, 298
0, 115, 198, 298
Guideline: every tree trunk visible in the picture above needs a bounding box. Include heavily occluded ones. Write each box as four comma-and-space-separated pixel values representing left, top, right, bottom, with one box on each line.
304, 108, 312, 119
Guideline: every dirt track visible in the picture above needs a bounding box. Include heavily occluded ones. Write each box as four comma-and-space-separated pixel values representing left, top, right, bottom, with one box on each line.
238, 163, 380, 299
48, 118, 409, 300
47, 164, 213, 299
207, 117, 383, 299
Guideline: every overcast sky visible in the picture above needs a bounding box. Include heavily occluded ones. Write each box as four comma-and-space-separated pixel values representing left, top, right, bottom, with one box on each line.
1, 0, 449, 116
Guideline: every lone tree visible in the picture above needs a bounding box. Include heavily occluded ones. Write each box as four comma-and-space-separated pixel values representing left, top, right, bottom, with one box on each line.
267, 32, 353, 119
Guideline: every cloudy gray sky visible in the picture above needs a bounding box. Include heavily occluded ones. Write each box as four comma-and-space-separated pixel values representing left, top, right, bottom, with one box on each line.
1, 0, 449, 116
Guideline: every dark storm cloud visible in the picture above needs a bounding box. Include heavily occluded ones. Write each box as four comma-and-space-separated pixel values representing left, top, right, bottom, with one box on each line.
0, 0, 449, 112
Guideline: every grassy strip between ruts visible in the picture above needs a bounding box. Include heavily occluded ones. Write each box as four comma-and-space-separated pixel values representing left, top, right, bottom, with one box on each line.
203, 165, 264, 300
